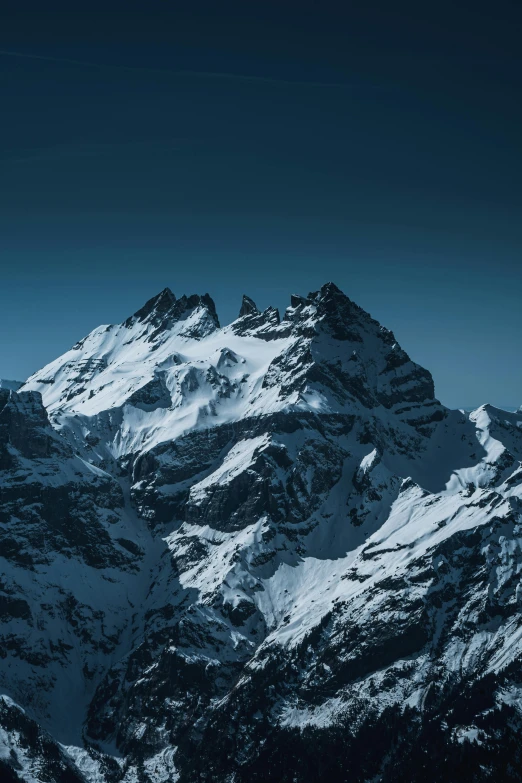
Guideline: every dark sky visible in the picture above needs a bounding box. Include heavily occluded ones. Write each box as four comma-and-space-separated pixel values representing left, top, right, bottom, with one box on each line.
1, 1, 521, 408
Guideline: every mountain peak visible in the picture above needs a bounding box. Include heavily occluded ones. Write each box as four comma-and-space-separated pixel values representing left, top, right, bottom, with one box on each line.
132, 287, 176, 323
232, 297, 280, 339
309, 281, 355, 312
192, 293, 220, 329
238, 294, 260, 318
284, 282, 358, 332
125, 289, 220, 334
316, 281, 344, 299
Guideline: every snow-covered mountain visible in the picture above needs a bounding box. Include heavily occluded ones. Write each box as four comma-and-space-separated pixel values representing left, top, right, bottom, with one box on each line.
2, 283, 522, 782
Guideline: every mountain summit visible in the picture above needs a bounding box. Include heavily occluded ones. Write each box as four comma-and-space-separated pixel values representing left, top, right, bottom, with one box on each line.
3, 283, 522, 782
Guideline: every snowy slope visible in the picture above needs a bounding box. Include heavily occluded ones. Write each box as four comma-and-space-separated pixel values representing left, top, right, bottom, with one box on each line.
2, 283, 522, 782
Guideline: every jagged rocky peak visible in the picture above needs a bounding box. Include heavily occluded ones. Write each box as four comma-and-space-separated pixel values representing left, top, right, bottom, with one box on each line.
261, 281, 443, 432
232, 293, 280, 338
285, 281, 431, 375
132, 286, 176, 321
238, 294, 259, 318
126, 286, 220, 333
284, 281, 365, 337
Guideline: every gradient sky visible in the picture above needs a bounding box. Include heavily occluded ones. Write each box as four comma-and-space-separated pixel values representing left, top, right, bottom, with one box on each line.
1, 2, 521, 409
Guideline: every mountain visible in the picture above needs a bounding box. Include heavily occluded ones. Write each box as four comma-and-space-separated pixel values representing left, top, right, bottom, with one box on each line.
1, 283, 522, 782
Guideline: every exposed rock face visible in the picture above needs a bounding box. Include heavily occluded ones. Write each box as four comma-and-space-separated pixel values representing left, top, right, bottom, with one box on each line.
0, 389, 64, 467
0, 388, 162, 761
232, 295, 281, 339
238, 294, 259, 318
1, 284, 522, 781
125, 287, 220, 335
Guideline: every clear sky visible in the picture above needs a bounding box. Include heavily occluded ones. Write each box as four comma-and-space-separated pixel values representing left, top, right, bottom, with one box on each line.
1, 2, 521, 409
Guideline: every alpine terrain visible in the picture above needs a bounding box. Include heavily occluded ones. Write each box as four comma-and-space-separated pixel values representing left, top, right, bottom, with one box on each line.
2, 282, 522, 782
